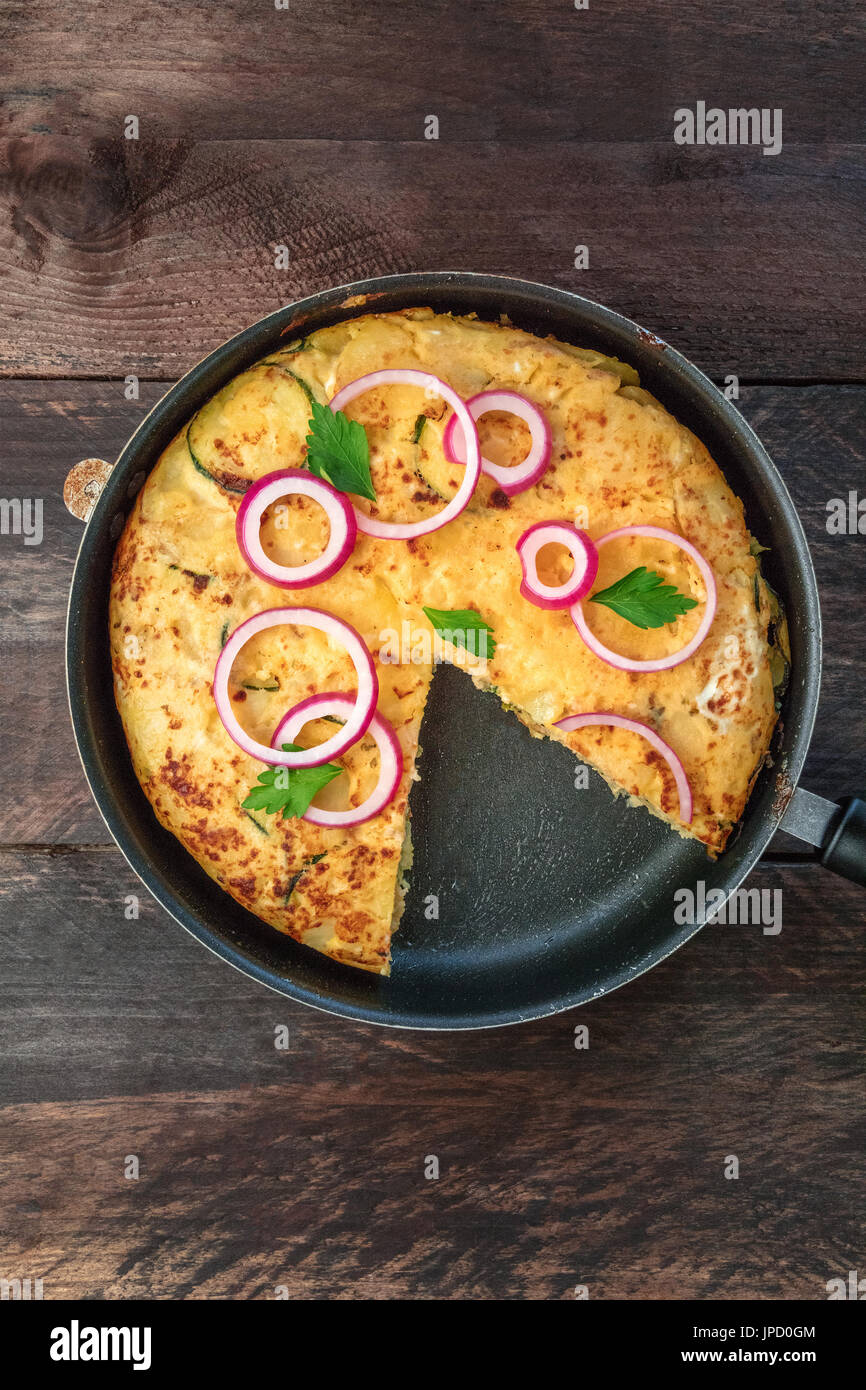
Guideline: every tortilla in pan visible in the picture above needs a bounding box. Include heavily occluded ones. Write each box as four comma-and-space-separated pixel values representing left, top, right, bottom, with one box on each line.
110, 309, 787, 974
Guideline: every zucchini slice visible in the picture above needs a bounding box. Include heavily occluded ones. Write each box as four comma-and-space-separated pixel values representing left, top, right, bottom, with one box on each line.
186, 363, 317, 494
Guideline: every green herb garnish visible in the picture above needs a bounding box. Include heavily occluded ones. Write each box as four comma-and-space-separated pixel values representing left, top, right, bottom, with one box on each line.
412, 414, 427, 443
305, 398, 376, 502
422, 606, 496, 660
242, 743, 342, 821
589, 567, 698, 630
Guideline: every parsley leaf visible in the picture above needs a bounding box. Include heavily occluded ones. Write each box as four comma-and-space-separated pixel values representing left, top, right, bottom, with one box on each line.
242, 743, 342, 821
423, 606, 496, 660
589, 567, 699, 630
305, 398, 377, 502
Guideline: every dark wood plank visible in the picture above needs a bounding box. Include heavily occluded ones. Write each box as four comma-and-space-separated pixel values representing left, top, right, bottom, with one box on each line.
2, 1057, 862, 1300
1, 380, 863, 843
1, 0, 861, 144
0, 849, 862, 1298
0, 137, 863, 380
0, 382, 167, 842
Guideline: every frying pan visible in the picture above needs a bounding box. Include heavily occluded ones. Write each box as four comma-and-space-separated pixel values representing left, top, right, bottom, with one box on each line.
66, 272, 866, 1029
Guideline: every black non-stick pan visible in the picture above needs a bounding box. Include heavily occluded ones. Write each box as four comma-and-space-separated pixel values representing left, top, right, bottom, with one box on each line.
66, 272, 866, 1028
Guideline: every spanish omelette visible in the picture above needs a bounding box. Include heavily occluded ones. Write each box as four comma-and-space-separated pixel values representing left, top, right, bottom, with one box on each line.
109, 308, 787, 975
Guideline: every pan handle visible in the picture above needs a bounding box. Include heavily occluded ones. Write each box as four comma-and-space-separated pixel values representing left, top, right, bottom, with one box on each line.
780, 787, 866, 887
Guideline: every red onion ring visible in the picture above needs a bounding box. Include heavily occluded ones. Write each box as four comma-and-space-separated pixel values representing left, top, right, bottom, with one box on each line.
442, 388, 552, 495
516, 521, 599, 610
328, 369, 481, 539
272, 692, 403, 827
571, 525, 717, 672
213, 607, 377, 766
556, 711, 693, 824
235, 468, 356, 589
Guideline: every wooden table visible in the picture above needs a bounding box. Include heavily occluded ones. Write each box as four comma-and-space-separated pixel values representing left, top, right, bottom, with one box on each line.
1, 2, 863, 1300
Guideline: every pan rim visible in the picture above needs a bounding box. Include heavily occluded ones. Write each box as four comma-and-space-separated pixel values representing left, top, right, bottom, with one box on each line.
65, 270, 822, 1029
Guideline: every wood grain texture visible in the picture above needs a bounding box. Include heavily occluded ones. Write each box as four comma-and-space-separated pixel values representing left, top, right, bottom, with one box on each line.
0, 850, 862, 1298
1, 1056, 861, 1301
1, 0, 862, 144
0, 381, 167, 842
1, 380, 862, 844
0, 137, 863, 380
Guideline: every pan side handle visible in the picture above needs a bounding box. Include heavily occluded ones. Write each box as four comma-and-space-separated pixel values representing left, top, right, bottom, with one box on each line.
781, 787, 866, 887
